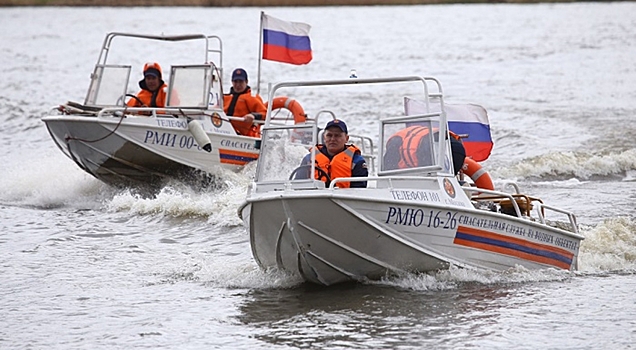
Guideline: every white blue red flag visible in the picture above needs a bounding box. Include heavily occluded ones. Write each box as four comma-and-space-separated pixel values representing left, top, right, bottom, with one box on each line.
404, 97, 493, 162
261, 13, 312, 65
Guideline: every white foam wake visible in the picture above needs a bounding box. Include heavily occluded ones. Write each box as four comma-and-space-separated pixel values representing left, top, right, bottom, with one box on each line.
489, 149, 636, 181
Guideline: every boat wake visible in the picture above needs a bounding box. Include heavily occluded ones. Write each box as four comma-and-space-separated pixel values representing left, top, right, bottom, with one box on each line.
105, 164, 256, 225
489, 149, 636, 182
577, 216, 636, 273
0, 145, 256, 226
0, 147, 109, 209
371, 265, 575, 291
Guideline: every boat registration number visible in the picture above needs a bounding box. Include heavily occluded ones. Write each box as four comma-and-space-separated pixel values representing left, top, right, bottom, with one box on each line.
386, 207, 457, 230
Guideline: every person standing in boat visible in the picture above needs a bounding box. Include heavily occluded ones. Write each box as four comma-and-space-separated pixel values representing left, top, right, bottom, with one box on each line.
127, 62, 169, 108
223, 68, 267, 138
299, 119, 368, 188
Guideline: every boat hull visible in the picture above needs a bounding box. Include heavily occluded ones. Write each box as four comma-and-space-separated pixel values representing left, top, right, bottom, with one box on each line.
245, 190, 582, 286
242, 75, 583, 287
43, 115, 259, 189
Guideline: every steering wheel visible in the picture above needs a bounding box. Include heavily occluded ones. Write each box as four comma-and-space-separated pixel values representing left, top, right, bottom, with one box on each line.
118, 93, 146, 107
288, 164, 331, 183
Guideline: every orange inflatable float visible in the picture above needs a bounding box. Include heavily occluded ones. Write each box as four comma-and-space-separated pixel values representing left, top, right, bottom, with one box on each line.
265, 96, 307, 124
462, 158, 494, 190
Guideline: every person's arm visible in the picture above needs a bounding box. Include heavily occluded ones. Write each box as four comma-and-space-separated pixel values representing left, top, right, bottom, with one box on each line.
300, 153, 311, 166
292, 153, 312, 180
167, 86, 180, 106
350, 155, 369, 188
248, 95, 267, 121
383, 136, 402, 170
126, 92, 142, 107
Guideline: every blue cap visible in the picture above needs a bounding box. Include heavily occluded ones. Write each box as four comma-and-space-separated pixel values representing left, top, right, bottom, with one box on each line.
144, 67, 161, 78
231, 68, 248, 81
325, 119, 348, 133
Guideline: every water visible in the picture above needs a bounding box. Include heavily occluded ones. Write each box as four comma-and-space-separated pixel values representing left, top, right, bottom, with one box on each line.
1, 3, 636, 349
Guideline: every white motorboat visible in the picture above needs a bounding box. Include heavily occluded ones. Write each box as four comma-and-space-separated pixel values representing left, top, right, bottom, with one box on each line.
42, 32, 304, 190
238, 76, 584, 286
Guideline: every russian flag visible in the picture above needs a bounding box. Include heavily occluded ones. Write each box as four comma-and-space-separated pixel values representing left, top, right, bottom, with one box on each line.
404, 97, 493, 162
261, 13, 312, 65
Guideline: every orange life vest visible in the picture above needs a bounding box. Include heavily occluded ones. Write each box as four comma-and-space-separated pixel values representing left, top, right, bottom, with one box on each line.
223, 87, 267, 137
127, 83, 168, 108
388, 126, 461, 169
312, 144, 361, 189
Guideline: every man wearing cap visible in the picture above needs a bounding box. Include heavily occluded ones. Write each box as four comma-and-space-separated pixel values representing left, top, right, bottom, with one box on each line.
299, 119, 368, 188
223, 68, 267, 137
127, 62, 169, 108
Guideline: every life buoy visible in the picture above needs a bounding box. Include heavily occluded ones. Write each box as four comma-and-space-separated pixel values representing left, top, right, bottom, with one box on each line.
462, 158, 494, 190
265, 96, 306, 124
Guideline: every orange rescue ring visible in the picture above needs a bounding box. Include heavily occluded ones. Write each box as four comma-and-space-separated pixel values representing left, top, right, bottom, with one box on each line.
265, 96, 307, 124
462, 158, 494, 190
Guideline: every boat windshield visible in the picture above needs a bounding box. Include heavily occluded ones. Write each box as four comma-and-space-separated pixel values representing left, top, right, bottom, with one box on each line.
254, 123, 318, 185
82, 32, 224, 109
379, 113, 453, 176
85, 65, 131, 107
253, 76, 453, 187
167, 65, 220, 108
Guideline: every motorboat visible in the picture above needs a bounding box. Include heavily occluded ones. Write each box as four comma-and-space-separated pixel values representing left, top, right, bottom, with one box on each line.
238, 76, 584, 286
42, 32, 304, 190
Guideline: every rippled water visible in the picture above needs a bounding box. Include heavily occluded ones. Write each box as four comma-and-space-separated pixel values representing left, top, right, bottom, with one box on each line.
1, 3, 636, 349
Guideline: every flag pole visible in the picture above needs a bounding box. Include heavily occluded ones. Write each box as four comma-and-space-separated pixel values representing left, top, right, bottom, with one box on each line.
257, 11, 265, 96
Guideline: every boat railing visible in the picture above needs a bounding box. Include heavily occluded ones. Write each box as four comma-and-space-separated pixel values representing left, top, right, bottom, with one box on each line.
264, 76, 442, 129
535, 202, 579, 235
311, 109, 375, 173
378, 112, 453, 177
252, 179, 326, 193
94, 107, 308, 127
97, 32, 223, 69
96, 107, 218, 118
350, 134, 376, 175
314, 109, 337, 125
329, 175, 442, 191
254, 175, 441, 192
464, 187, 579, 234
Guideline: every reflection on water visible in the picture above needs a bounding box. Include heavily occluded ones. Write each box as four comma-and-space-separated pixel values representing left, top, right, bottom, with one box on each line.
238, 282, 515, 349
237, 274, 636, 349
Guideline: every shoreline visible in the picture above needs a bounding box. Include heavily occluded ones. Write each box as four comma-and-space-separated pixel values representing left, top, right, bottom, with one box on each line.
0, 0, 602, 7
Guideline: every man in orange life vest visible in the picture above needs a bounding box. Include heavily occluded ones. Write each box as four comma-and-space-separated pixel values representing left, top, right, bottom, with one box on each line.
223, 68, 267, 137
384, 125, 466, 175
127, 62, 169, 108
299, 119, 369, 188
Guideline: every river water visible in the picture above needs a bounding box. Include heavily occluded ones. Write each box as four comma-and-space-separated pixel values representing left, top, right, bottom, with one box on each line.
1, 3, 636, 349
